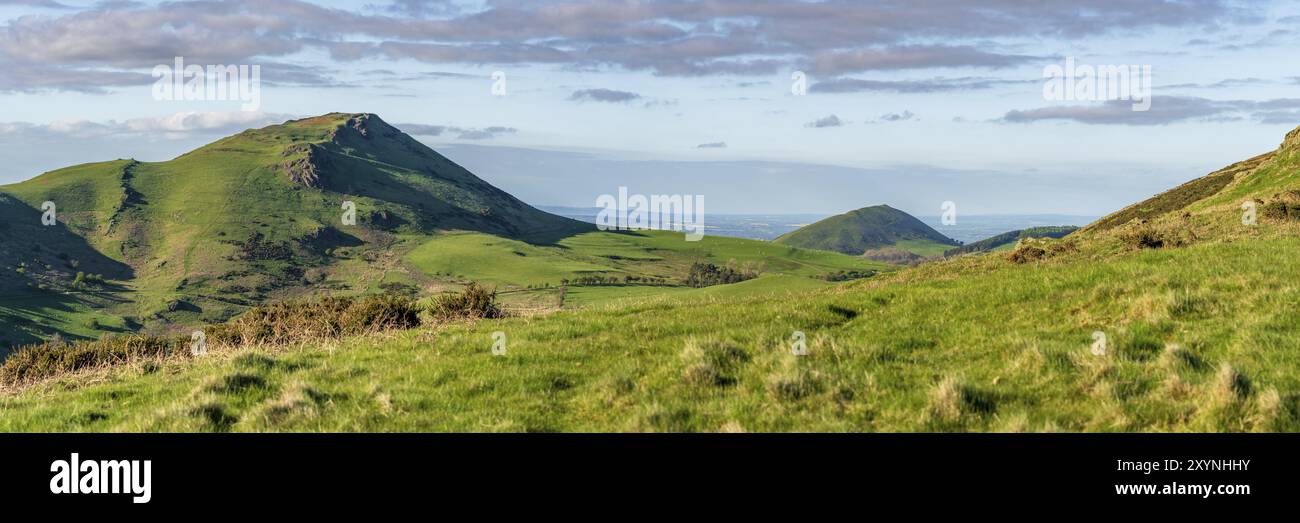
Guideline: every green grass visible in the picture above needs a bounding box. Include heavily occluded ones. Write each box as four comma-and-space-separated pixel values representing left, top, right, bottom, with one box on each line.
562, 274, 831, 309
406, 232, 613, 286
5, 230, 1299, 432
891, 239, 954, 257
404, 229, 885, 291
561, 285, 692, 308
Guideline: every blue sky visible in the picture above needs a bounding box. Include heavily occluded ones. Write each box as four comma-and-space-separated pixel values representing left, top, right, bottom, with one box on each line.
1, 0, 1298, 215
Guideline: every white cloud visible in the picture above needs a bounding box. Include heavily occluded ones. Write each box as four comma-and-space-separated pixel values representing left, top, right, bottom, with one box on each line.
0, 111, 293, 138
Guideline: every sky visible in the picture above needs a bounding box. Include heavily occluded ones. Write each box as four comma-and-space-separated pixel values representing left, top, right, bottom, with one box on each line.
0, 0, 1298, 216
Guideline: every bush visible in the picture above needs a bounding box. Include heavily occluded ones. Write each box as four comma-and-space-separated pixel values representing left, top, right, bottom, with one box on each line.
427, 283, 502, 321
1007, 237, 1078, 264
1119, 226, 1166, 249
1118, 222, 1190, 250
822, 269, 877, 282
1007, 242, 1047, 263
1, 335, 183, 385
4, 293, 426, 385
1260, 192, 1300, 222
685, 262, 756, 288
208, 293, 421, 346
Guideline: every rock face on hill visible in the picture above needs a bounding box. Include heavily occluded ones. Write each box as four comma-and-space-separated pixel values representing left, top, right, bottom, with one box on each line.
774, 204, 957, 256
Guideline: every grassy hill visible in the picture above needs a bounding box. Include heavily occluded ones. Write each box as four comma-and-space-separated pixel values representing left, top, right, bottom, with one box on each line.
0, 113, 885, 351
774, 205, 958, 260
4, 124, 1300, 432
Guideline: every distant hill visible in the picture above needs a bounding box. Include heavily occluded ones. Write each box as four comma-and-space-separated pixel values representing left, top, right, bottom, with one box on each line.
774, 204, 958, 257
944, 226, 1079, 257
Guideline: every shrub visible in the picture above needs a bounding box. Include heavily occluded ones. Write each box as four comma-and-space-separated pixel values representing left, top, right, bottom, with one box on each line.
1, 334, 183, 385
2, 293, 430, 385
685, 262, 756, 288
1007, 242, 1047, 264
1119, 226, 1165, 249
1260, 192, 1300, 222
1007, 236, 1077, 263
208, 293, 421, 346
1262, 200, 1290, 221
341, 293, 423, 330
822, 269, 877, 282
427, 283, 502, 321
1118, 222, 1191, 250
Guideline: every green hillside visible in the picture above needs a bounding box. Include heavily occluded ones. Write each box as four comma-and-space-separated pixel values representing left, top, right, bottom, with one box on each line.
774, 205, 958, 258
4, 124, 1300, 432
0, 113, 583, 344
0, 113, 885, 350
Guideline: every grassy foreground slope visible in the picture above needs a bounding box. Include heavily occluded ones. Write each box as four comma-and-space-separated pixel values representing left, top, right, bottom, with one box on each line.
2, 233, 1297, 432
4, 127, 1300, 432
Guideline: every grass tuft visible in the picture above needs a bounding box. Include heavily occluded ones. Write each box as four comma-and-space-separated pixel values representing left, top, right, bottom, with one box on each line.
765, 356, 822, 401
680, 339, 749, 388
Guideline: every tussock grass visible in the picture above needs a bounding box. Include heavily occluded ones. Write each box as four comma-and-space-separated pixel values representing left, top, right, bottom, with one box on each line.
928, 377, 997, 428
765, 355, 822, 401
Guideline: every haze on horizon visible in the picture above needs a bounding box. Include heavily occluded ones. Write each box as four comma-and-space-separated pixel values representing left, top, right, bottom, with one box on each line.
1, 0, 1298, 217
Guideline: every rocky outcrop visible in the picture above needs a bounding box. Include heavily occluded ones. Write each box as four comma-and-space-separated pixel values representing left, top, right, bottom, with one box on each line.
281, 144, 329, 188
1283, 125, 1300, 151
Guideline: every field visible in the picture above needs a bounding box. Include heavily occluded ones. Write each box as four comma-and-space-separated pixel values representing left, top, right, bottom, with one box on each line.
404, 229, 883, 289
4, 224, 1298, 431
